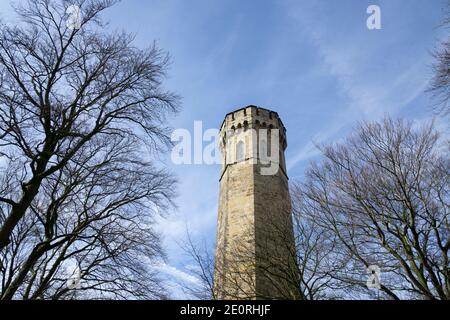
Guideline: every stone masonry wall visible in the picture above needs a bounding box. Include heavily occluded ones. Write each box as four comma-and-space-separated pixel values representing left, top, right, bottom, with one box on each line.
214, 106, 299, 300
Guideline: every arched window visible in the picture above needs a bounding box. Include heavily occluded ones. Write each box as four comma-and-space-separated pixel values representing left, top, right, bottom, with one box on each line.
236, 140, 245, 162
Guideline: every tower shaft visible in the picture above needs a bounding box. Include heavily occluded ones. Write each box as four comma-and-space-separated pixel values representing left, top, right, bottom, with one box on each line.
214, 106, 299, 300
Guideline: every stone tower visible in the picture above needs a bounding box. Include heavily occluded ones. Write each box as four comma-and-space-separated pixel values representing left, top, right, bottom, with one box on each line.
214, 106, 299, 300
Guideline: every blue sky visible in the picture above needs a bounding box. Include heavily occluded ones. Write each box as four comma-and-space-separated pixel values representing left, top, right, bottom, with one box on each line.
0, 0, 447, 298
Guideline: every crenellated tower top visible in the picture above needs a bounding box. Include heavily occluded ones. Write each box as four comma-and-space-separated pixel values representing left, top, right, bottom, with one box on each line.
218, 105, 288, 180
219, 105, 287, 150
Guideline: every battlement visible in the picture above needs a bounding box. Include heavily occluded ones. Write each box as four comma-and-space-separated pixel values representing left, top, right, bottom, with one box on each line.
219, 106, 287, 151
220, 105, 286, 133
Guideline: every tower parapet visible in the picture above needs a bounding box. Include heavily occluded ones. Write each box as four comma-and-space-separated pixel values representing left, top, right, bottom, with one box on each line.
218, 106, 288, 179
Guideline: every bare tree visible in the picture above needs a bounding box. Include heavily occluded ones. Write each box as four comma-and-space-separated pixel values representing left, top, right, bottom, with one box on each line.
179, 230, 215, 300
428, 1, 450, 116
0, 0, 179, 299
294, 117, 449, 300
290, 186, 351, 300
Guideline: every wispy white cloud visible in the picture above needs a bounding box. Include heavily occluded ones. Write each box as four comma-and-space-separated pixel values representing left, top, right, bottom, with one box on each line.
154, 262, 202, 299
155, 262, 201, 286
285, 1, 433, 170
